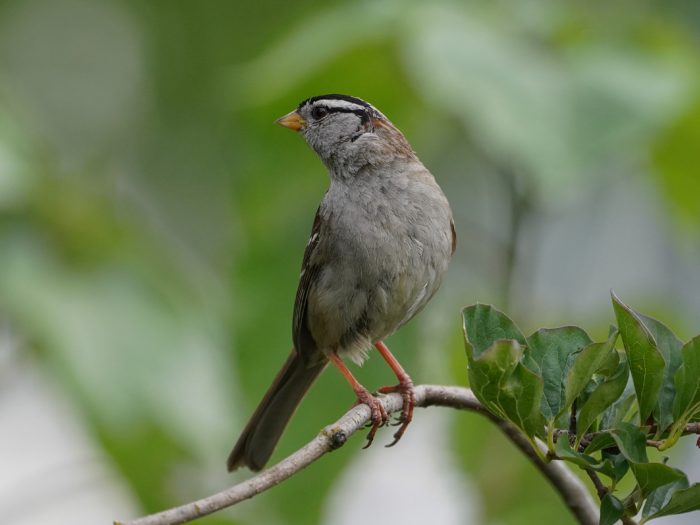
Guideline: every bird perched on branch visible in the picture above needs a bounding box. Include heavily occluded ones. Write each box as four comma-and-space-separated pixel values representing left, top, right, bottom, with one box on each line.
228, 94, 455, 472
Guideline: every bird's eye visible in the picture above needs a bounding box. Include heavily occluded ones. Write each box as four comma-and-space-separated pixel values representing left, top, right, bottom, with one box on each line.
311, 106, 328, 120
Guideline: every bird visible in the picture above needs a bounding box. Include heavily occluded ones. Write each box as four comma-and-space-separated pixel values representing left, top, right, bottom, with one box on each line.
227, 94, 455, 472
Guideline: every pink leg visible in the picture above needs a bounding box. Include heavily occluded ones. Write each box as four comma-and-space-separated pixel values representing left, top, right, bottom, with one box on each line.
375, 341, 415, 446
328, 352, 388, 448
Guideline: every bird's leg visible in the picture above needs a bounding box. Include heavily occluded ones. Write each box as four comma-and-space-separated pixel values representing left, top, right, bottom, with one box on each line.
374, 341, 415, 447
328, 352, 388, 449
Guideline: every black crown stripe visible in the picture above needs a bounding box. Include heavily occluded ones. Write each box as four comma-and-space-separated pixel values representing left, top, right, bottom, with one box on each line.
298, 94, 371, 110
325, 106, 370, 123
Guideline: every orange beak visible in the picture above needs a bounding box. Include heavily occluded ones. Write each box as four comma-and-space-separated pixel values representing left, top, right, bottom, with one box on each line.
276, 110, 305, 131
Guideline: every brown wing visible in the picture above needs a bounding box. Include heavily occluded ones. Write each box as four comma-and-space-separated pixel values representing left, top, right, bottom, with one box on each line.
450, 218, 457, 255
292, 206, 322, 360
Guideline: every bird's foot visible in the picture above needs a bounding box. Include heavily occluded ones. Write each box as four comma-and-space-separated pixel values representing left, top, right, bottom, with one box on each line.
377, 375, 414, 447
353, 387, 389, 449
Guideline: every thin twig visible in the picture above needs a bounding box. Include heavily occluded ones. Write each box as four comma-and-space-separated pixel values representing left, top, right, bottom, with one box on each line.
488, 421, 598, 525
688, 422, 700, 434
556, 422, 700, 452
570, 399, 578, 439
115, 385, 599, 525
585, 470, 639, 525
585, 469, 607, 500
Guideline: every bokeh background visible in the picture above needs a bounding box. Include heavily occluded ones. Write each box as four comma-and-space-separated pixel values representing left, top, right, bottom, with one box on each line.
1, 0, 699, 524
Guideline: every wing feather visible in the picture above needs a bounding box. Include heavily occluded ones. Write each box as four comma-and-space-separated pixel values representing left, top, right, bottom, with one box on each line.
292, 207, 323, 360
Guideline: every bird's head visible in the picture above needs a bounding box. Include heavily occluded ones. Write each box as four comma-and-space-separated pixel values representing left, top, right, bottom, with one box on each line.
277, 94, 414, 172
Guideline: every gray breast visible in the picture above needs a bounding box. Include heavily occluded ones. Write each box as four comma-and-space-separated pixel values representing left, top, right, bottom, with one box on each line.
305, 166, 452, 364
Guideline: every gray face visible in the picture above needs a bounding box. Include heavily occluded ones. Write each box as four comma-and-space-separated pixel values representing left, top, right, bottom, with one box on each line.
296, 95, 383, 166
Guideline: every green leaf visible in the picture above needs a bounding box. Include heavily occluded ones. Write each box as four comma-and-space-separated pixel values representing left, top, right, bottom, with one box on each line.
642, 477, 688, 521
638, 313, 683, 433
462, 304, 527, 359
502, 362, 547, 438
600, 390, 636, 431
644, 483, 700, 520
611, 292, 665, 422
600, 493, 625, 525
555, 437, 601, 469
629, 463, 686, 498
672, 336, 700, 422
584, 432, 617, 454
610, 422, 648, 464
598, 342, 622, 377
554, 438, 620, 480
577, 360, 630, 441
466, 338, 544, 438
643, 480, 689, 519
467, 339, 520, 419
565, 330, 619, 411
602, 451, 630, 484
526, 326, 592, 422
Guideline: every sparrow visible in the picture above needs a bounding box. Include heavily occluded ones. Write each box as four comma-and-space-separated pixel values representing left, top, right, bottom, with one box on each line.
227, 94, 455, 472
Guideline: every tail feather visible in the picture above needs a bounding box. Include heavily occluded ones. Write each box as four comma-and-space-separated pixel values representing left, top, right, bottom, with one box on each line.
227, 349, 326, 471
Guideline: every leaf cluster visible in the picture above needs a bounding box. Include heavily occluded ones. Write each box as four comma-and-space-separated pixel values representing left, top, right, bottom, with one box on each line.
463, 292, 700, 523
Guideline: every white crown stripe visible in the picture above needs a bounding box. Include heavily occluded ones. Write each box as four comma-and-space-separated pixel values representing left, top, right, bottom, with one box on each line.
313, 99, 369, 111
313, 99, 388, 120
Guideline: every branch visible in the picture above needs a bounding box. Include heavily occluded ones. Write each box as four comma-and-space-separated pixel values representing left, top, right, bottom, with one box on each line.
557, 422, 700, 451
115, 385, 599, 525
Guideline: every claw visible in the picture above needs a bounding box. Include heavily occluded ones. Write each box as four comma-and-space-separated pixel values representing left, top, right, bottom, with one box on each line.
363, 425, 378, 449
328, 352, 394, 449
386, 435, 400, 448
386, 424, 409, 448
354, 387, 389, 448
328, 347, 416, 451
376, 377, 414, 447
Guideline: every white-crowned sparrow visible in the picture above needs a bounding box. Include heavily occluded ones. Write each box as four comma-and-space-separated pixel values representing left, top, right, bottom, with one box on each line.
227, 94, 455, 472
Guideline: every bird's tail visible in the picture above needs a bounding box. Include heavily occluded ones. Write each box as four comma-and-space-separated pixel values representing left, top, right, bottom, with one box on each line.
227, 349, 326, 471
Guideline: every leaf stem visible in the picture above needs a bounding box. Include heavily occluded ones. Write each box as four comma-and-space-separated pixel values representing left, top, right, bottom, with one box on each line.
547, 421, 557, 454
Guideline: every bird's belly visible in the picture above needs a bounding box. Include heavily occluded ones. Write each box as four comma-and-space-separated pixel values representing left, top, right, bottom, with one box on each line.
307, 232, 447, 364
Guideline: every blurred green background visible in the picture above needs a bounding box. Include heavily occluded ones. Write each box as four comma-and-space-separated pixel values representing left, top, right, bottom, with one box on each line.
1, 0, 699, 524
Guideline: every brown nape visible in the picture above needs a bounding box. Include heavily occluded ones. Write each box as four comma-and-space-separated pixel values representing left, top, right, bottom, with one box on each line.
371, 117, 388, 129
372, 118, 416, 158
